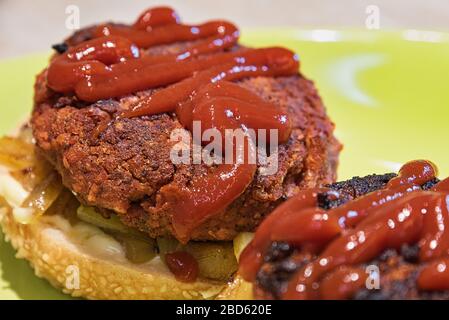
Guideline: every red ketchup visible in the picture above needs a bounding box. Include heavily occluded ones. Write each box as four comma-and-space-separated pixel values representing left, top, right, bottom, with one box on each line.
165, 251, 199, 282
239, 160, 449, 299
46, 7, 298, 242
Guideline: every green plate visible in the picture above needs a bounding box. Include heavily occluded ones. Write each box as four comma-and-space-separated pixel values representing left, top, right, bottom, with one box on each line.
1, 29, 449, 299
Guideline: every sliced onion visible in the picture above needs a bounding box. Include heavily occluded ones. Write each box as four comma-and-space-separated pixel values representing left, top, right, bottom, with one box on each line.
21, 171, 63, 219
10, 154, 53, 191
0, 137, 35, 170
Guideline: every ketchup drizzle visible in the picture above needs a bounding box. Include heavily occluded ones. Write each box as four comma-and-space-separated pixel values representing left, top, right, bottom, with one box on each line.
239, 160, 449, 299
165, 251, 199, 282
46, 7, 298, 242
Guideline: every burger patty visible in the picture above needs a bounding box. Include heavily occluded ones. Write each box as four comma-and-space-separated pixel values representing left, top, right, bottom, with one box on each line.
31, 27, 341, 241
254, 173, 447, 300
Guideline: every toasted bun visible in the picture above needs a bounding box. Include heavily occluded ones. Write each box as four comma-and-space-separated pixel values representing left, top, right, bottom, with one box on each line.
216, 275, 253, 300
0, 201, 231, 300
0, 155, 232, 299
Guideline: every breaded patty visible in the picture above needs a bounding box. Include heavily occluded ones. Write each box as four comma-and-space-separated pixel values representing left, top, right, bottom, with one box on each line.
31, 27, 341, 241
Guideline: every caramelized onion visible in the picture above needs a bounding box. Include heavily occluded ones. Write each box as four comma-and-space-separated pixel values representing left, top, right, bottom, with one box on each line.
10, 154, 53, 192
0, 137, 35, 170
20, 171, 63, 219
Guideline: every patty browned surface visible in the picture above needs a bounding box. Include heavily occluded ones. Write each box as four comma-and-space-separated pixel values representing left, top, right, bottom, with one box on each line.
254, 174, 447, 300
31, 27, 341, 241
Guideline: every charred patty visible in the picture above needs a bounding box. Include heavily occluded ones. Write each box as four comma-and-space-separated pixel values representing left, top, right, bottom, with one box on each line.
253, 173, 446, 300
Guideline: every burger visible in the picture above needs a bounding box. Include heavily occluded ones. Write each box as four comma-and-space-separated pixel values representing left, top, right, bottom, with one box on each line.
0, 6, 340, 299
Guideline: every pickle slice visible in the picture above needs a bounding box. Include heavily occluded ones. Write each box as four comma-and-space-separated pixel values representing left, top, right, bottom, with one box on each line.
79, 210, 237, 275
157, 237, 238, 281
115, 234, 157, 264
157, 237, 183, 256
0, 136, 35, 170
77, 206, 130, 233
185, 242, 238, 281
76, 205, 149, 239
46, 190, 80, 224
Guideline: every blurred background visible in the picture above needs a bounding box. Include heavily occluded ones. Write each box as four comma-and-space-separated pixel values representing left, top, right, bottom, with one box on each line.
1, 0, 448, 59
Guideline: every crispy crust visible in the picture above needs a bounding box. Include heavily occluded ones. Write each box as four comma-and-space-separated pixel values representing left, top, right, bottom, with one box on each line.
32, 68, 340, 242
31, 25, 341, 242
0, 198, 225, 300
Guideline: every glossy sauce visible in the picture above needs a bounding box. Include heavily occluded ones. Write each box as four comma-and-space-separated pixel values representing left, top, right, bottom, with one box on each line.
165, 251, 199, 282
239, 160, 449, 299
46, 7, 298, 241
319, 266, 367, 300
239, 188, 330, 281
418, 257, 449, 290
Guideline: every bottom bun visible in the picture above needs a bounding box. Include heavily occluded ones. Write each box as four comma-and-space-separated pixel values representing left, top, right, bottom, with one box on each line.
0, 204, 230, 300
216, 275, 253, 300
0, 172, 226, 300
